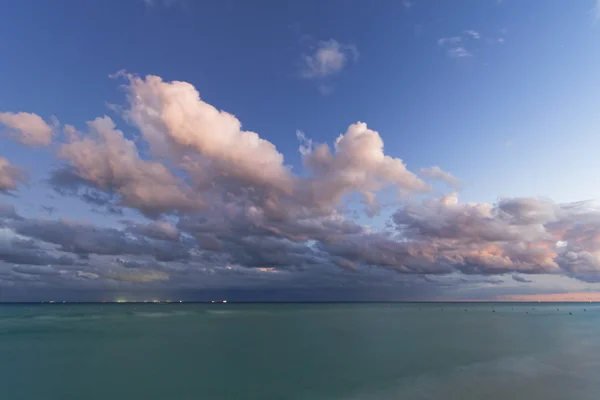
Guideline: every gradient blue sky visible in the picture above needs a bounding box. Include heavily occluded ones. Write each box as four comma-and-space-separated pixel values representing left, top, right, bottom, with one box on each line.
1, 0, 600, 301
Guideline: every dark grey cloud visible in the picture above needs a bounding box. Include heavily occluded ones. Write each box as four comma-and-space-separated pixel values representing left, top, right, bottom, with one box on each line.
0, 229, 77, 266
0, 202, 22, 220
0, 249, 76, 266
512, 274, 533, 283
12, 265, 61, 276
123, 220, 180, 242
9, 218, 190, 262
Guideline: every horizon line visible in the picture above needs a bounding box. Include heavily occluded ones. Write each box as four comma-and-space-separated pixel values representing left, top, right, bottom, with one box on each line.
0, 300, 598, 304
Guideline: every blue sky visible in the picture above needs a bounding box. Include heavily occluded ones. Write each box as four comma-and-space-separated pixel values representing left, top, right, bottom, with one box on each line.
1, 0, 600, 301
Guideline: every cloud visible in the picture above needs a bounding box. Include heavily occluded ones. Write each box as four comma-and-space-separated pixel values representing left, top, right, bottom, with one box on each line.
437, 36, 462, 46
55, 116, 200, 217
301, 39, 358, 79
464, 30, 480, 40
40, 205, 57, 215
299, 122, 429, 214
123, 73, 293, 194
438, 31, 488, 59
5, 72, 600, 299
437, 37, 471, 59
387, 195, 600, 279
0, 157, 27, 193
447, 47, 471, 58
0, 227, 76, 266
118, 73, 427, 220
10, 218, 190, 262
12, 265, 62, 276
0, 202, 22, 220
419, 166, 460, 189
0, 112, 54, 146
512, 274, 532, 283
124, 220, 180, 242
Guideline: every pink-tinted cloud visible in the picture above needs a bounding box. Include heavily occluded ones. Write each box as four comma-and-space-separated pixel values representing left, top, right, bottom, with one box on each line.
420, 166, 460, 189
0, 112, 53, 146
300, 122, 429, 214
58, 116, 200, 216
124, 73, 295, 195
0, 157, 27, 192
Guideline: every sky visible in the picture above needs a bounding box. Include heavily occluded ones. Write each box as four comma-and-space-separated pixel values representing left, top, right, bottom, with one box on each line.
1, 0, 600, 302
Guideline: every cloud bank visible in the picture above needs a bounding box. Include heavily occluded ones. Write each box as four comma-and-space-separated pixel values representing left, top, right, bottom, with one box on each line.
2, 73, 600, 299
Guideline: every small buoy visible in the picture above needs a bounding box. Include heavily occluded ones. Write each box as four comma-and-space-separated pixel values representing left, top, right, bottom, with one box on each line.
584, 309, 587, 311
492, 310, 495, 313
569, 312, 572, 315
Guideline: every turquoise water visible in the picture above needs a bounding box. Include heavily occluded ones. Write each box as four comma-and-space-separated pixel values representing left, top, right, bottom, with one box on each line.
1, 303, 600, 399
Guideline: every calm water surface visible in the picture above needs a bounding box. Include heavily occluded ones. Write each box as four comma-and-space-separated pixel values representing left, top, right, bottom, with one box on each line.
1, 303, 599, 399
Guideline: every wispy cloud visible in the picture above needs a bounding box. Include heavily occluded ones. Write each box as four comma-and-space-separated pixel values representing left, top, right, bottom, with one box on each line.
437, 36, 472, 59
419, 166, 460, 189
437, 36, 462, 46
464, 30, 480, 40
447, 47, 471, 58
438, 29, 500, 59
301, 39, 359, 79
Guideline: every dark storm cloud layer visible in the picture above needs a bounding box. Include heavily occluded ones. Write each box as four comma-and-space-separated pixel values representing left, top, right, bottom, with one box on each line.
3, 72, 600, 299
9, 218, 190, 262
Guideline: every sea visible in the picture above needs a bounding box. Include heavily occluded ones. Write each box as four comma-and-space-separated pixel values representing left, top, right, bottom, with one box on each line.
1, 302, 600, 400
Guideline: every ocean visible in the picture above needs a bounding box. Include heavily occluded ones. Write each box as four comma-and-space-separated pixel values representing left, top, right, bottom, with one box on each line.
1, 302, 600, 399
